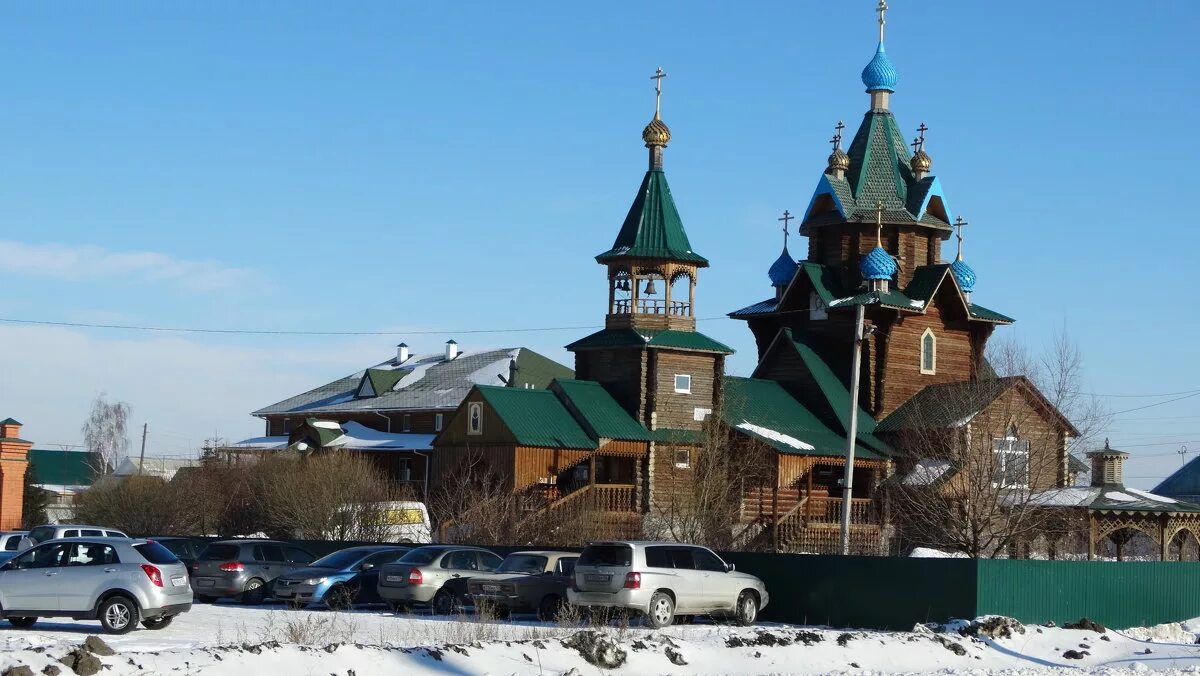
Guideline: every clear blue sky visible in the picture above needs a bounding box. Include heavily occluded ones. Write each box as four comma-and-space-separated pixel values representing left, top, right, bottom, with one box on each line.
0, 1, 1195, 486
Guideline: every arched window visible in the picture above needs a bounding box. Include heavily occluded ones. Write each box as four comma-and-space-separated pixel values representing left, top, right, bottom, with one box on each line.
920, 328, 937, 374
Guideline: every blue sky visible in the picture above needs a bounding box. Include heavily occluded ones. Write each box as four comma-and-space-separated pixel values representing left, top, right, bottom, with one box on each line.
0, 1, 1195, 486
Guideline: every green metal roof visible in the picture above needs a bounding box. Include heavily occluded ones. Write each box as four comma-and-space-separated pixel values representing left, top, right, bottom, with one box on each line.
476, 386, 598, 449
875, 378, 1017, 433
723, 377, 888, 459
551, 379, 651, 441
566, 328, 733, 354
0, 418, 21, 425
361, 368, 404, 398
28, 449, 100, 486
595, 170, 708, 266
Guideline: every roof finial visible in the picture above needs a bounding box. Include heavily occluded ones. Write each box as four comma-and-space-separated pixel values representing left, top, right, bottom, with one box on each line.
651, 66, 667, 120
875, 201, 884, 247
779, 210, 793, 249
910, 122, 932, 178
831, 121, 846, 152
953, 216, 968, 261
827, 121, 850, 177
1105, 437, 1111, 450
911, 122, 928, 153
876, 0, 889, 42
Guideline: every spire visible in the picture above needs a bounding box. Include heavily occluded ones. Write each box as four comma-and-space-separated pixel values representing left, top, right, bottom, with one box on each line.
861, 0, 898, 109
769, 210, 799, 289
910, 122, 932, 179
950, 216, 976, 296
642, 67, 671, 170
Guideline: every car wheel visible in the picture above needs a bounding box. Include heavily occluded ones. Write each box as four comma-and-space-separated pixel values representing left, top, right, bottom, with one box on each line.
325, 584, 355, 611
387, 601, 411, 614
98, 596, 139, 634
241, 578, 266, 605
7, 616, 36, 628
431, 589, 458, 615
644, 592, 675, 629
142, 616, 174, 630
735, 590, 758, 626
537, 595, 563, 622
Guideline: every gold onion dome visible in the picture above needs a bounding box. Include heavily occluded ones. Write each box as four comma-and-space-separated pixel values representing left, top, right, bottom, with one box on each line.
910, 148, 932, 173
642, 115, 671, 147
827, 147, 850, 173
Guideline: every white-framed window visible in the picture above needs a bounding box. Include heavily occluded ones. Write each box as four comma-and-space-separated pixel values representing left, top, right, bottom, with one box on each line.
674, 374, 692, 394
467, 402, 483, 436
920, 328, 937, 374
674, 448, 691, 469
992, 426, 1030, 488
397, 458, 412, 482
435, 413, 444, 432
693, 407, 712, 422
809, 291, 828, 320
402, 414, 412, 432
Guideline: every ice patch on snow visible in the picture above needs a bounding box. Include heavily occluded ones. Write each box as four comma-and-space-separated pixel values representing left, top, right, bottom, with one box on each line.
735, 421, 815, 451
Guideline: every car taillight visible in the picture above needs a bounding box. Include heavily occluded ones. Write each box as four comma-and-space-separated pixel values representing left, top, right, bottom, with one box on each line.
408, 567, 423, 585
141, 564, 163, 588
219, 561, 244, 573
623, 572, 641, 590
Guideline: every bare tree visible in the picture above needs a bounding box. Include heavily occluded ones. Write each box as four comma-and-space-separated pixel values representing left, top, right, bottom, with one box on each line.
74, 475, 188, 535
81, 394, 131, 475
256, 451, 401, 542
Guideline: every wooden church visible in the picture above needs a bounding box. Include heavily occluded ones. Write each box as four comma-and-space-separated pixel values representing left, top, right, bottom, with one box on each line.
431, 4, 1077, 552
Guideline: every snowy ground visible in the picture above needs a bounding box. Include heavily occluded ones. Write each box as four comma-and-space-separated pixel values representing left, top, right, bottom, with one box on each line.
2, 602, 1200, 674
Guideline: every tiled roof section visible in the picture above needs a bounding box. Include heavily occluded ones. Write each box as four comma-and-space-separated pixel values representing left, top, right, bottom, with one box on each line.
727, 297, 780, 318
476, 386, 597, 449
362, 368, 404, 398
967, 303, 1015, 324
253, 347, 573, 416
904, 264, 953, 304
724, 376, 888, 459
551, 379, 651, 441
1068, 454, 1089, 476
1091, 488, 1200, 514
876, 377, 1018, 433
28, 449, 100, 487
566, 328, 733, 354
595, 170, 708, 266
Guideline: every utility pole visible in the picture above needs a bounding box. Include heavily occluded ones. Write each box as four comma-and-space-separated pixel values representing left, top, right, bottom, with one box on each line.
1180, 445, 1190, 467
138, 423, 148, 474
840, 303, 868, 555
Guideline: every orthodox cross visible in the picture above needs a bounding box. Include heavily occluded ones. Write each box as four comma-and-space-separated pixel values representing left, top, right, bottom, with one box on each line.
830, 120, 846, 151
953, 216, 968, 259
875, 201, 885, 246
911, 122, 928, 153
876, 0, 889, 42
651, 67, 667, 117
778, 210, 793, 247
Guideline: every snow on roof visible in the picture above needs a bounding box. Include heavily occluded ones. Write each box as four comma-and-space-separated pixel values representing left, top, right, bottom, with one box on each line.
1128, 488, 1177, 504
735, 421, 815, 451
1104, 491, 1137, 502
902, 458, 954, 486
330, 422, 435, 451
230, 436, 288, 450
312, 420, 341, 430
1029, 487, 1101, 507
33, 484, 88, 495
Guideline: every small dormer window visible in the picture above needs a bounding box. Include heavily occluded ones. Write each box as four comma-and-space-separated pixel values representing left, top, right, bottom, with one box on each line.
467, 402, 482, 435
920, 329, 937, 374
809, 292, 828, 320
674, 374, 692, 394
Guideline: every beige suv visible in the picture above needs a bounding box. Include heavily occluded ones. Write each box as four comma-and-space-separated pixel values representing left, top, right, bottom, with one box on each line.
567, 541, 768, 628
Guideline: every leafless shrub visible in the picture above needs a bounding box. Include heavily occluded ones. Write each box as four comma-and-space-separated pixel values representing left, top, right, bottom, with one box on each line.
73, 475, 189, 534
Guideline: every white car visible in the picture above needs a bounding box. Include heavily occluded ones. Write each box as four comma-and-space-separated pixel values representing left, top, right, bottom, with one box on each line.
567, 541, 769, 628
20, 525, 129, 551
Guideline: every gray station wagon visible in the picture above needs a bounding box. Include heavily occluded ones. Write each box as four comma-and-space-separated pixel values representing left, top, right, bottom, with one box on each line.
191, 539, 315, 604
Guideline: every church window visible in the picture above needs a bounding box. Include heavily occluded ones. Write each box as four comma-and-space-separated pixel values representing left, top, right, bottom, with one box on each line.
467, 403, 483, 435
920, 329, 937, 374
809, 292, 828, 320
992, 426, 1030, 489
674, 449, 691, 469
674, 374, 692, 394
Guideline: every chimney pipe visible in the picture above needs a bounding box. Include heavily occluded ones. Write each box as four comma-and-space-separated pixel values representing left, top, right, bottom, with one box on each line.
396, 343, 409, 363
445, 339, 458, 361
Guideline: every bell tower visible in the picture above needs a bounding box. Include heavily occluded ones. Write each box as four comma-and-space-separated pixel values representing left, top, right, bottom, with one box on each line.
569, 68, 732, 430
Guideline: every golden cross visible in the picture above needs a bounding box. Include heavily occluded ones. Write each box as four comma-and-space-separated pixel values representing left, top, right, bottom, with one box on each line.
830, 120, 846, 151
954, 216, 968, 259
911, 122, 928, 153
876, 0, 889, 42
778, 210, 793, 247
875, 201, 885, 246
651, 67, 667, 118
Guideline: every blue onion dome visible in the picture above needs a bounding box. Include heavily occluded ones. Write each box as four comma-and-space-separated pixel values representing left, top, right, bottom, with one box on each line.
768, 248, 799, 287
861, 42, 898, 92
951, 258, 977, 293
860, 246, 897, 281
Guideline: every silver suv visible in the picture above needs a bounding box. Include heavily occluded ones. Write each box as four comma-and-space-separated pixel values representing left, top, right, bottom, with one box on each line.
567, 541, 769, 628
20, 525, 129, 550
0, 538, 191, 634
377, 545, 501, 613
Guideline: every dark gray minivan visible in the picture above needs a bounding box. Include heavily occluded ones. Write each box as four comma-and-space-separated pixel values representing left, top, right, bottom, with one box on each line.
191, 540, 315, 603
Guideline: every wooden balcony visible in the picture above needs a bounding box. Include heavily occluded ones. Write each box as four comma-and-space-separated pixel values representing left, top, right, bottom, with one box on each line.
611, 299, 692, 317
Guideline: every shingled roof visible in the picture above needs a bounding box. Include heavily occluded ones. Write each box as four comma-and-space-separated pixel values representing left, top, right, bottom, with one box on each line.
595, 169, 708, 266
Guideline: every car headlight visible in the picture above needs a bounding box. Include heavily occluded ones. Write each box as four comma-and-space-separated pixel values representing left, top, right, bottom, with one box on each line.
305, 577, 328, 585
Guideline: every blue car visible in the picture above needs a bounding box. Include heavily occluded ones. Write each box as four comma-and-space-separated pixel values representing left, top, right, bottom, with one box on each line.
271, 545, 411, 609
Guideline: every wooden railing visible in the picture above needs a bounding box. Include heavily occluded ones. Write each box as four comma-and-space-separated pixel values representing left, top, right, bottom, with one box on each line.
544, 483, 637, 513
733, 494, 810, 550
804, 497, 876, 525
612, 299, 692, 317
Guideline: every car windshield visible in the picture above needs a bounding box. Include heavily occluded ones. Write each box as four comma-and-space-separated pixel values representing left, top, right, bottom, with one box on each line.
496, 554, 548, 575
396, 548, 443, 565
199, 544, 240, 561
309, 549, 370, 570
579, 544, 632, 567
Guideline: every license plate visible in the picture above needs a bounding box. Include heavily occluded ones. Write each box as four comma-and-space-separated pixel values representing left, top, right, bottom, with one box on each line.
481, 584, 500, 592
585, 574, 610, 583
386, 575, 404, 583
197, 579, 214, 587
171, 576, 187, 587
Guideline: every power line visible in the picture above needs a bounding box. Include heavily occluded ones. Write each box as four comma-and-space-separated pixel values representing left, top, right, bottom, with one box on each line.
1065, 388, 1200, 398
